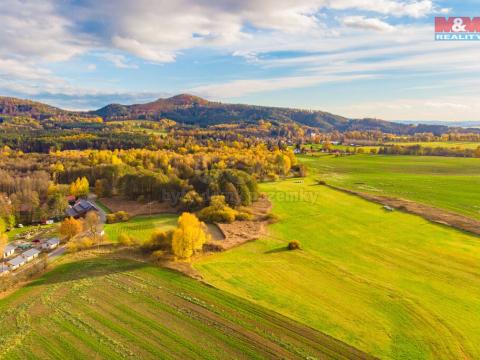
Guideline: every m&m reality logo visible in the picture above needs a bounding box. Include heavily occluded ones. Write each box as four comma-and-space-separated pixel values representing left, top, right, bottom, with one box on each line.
435, 17, 480, 41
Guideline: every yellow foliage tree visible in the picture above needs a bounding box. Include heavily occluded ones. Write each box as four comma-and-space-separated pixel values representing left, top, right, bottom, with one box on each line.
70, 177, 89, 197
0, 231, 7, 259
171, 212, 209, 260
59, 217, 82, 240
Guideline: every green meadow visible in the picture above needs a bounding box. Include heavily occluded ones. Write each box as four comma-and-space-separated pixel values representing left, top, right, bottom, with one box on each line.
385, 141, 480, 149
301, 154, 480, 219
195, 177, 480, 359
0, 256, 367, 359
104, 214, 178, 242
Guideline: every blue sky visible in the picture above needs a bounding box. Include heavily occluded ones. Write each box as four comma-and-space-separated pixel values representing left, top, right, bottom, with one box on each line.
0, 0, 479, 121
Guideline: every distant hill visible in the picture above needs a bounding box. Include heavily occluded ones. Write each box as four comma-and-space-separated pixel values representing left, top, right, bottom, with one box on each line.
0, 97, 64, 118
0, 94, 476, 135
94, 94, 353, 130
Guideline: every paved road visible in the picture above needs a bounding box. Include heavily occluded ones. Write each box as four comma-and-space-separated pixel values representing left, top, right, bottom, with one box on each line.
48, 246, 66, 261
88, 193, 107, 223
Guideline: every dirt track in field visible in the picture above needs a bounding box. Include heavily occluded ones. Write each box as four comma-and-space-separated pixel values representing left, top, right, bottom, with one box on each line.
100, 196, 177, 216
205, 196, 272, 251
326, 184, 480, 236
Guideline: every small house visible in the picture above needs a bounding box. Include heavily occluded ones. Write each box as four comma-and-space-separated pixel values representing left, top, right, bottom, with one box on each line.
21, 248, 40, 262
8, 256, 26, 270
66, 195, 76, 205
3, 244, 16, 258
66, 200, 99, 219
42, 238, 60, 250
0, 264, 10, 276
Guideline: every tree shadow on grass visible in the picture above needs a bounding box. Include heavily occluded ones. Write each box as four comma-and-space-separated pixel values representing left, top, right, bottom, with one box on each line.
27, 254, 149, 287
264, 247, 289, 254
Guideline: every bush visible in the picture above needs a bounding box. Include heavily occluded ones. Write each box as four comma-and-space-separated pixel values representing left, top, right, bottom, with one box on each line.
66, 236, 95, 252
66, 241, 78, 253
116, 211, 130, 222
118, 232, 135, 246
292, 164, 307, 177
151, 250, 166, 262
265, 213, 280, 223
106, 211, 130, 224
198, 206, 237, 223
235, 211, 253, 221
181, 190, 203, 211
142, 229, 174, 252
287, 241, 301, 250
79, 237, 94, 249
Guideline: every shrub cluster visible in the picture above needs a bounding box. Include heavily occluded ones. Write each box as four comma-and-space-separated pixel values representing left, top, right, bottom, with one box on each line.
287, 241, 301, 250
197, 195, 252, 223
106, 211, 130, 224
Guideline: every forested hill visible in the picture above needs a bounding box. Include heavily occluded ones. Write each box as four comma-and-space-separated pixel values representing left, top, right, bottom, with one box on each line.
0, 94, 470, 135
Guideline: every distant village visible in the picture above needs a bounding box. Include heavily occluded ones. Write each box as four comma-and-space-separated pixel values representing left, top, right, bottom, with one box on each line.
1, 198, 100, 276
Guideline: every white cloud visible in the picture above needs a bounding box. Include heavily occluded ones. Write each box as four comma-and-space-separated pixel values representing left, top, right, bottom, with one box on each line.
2, 0, 478, 121
100, 53, 138, 69
341, 16, 395, 31
191, 73, 376, 98
328, 0, 434, 18
0, 0, 87, 62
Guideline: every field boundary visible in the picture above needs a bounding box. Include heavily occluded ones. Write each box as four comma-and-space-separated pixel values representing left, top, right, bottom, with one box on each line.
325, 184, 480, 236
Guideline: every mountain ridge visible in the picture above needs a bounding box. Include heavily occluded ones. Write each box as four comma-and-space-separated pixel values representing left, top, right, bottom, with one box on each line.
0, 94, 475, 135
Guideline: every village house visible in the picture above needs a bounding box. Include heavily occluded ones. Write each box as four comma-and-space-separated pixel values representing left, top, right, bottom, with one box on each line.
0, 264, 10, 276
21, 248, 41, 262
66, 200, 99, 219
3, 244, 16, 258
8, 255, 26, 270
42, 238, 60, 250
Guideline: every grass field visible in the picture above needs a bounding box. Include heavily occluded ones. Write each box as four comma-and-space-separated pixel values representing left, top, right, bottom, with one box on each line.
301, 154, 480, 219
194, 177, 480, 359
104, 214, 177, 243
305, 141, 480, 153
385, 141, 480, 149
0, 255, 370, 359
94, 198, 112, 214
7, 224, 56, 242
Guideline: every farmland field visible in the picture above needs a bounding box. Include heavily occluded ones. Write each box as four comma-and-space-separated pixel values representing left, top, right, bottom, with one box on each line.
194, 177, 480, 359
385, 141, 480, 149
301, 154, 480, 219
0, 254, 369, 359
306, 141, 480, 153
104, 214, 177, 243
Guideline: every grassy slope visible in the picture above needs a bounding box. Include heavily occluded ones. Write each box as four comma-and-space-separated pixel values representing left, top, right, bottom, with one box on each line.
194, 177, 480, 359
302, 154, 480, 219
0, 256, 369, 360
104, 214, 177, 243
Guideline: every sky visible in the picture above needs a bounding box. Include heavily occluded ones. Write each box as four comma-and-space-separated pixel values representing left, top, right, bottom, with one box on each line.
0, 0, 479, 121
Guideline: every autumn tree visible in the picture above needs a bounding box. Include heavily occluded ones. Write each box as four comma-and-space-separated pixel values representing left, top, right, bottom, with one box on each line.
0, 232, 8, 257
180, 190, 203, 211
59, 217, 82, 240
143, 229, 174, 252
94, 179, 108, 198
223, 182, 241, 207
70, 177, 89, 198
171, 212, 209, 260
197, 195, 237, 223
47, 191, 68, 218
84, 211, 102, 243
